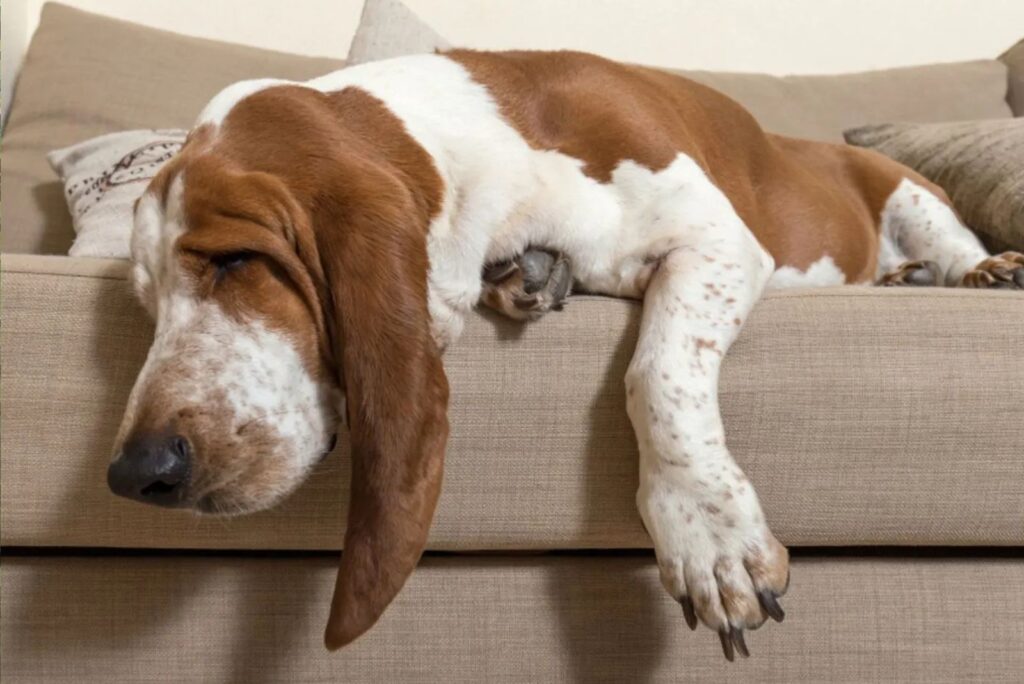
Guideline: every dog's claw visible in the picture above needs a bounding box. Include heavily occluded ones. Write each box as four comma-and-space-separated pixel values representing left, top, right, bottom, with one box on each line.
758, 590, 785, 623
678, 596, 698, 631
730, 626, 750, 658
718, 628, 735, 662
482, 260, 518, 284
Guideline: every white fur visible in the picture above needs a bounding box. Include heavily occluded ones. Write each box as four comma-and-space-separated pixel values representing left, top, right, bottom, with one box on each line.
768, 255, 847, 289
879, 178, 988, 284
618, 171, 781, 629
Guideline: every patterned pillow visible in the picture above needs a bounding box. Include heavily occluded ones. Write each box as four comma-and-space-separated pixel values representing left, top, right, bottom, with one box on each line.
845, 119, 1024, 251
48, 129, 186, 258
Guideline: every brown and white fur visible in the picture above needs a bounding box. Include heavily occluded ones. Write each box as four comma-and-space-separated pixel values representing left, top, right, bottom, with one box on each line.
110, 50, 1024, 659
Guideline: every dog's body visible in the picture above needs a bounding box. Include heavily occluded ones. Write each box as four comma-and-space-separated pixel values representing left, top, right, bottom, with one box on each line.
110, 50, 1023, 659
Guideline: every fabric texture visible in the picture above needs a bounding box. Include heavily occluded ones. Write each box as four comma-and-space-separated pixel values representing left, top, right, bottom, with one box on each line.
3, 255, 1023, 550
675, 62, 1012, 143
347, 0, 450, 65
47, 129, 187, 258
1, 2, 343, 255
845, 119, 1024, 252
1000, 37, 1024, 115
3, 554, 1023, 682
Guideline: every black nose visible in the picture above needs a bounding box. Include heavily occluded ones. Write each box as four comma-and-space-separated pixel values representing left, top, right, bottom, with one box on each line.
108, 433, 192, 507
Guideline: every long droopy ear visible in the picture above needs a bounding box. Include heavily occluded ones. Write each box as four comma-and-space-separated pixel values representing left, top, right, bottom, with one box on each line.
319, 179, 450, 650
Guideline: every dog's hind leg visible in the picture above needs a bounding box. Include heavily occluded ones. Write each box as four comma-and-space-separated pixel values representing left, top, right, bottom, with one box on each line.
877, 178, 1024, 289
625, 169, 788, 661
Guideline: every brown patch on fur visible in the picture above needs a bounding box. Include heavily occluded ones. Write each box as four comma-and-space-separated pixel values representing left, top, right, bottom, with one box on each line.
695, 337, 721, 356
444, 49, 949, 284
743, 533, 791, 592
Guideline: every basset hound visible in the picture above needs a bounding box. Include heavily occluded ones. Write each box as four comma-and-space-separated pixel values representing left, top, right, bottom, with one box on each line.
107, 49, 1024, 661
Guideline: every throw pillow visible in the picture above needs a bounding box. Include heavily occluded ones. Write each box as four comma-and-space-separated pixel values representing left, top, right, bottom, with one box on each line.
347, 0, 450, 65
844, 119, 1024, 252
48, 129, 187, 258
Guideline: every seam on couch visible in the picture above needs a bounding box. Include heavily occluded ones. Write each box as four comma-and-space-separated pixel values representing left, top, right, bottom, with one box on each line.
2, 269, 131, 281
3, 546, 1022, 560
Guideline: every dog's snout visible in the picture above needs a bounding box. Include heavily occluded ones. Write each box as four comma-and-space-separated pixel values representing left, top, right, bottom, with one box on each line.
108, 433, 192, 507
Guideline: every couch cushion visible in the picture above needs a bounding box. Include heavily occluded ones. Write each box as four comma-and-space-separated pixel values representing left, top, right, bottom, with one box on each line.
2, 554, 1022, 682
3, 255, 1022, 550
676, 62, 1012, 143
0, 3, 343, 256
844, 119, 1024, 252
1000, 37, 1024, 115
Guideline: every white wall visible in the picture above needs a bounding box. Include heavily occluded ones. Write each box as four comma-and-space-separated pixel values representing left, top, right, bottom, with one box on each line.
4, 0, 1024, 119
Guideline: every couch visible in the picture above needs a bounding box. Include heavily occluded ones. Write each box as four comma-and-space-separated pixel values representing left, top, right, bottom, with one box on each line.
2, 4, 1023, 681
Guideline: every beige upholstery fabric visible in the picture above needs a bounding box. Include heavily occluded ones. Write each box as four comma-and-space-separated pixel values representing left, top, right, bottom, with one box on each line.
2, 554, 1022, 682
3, 254, 1023, 550
1000, 38, 1024, 115
347, 0, 450, 65
676, 62, 1013, 143
0, 3, 342, 255
845, 120, 1024, 251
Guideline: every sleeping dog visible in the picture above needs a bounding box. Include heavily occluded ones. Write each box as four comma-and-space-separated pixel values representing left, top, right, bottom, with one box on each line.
107, 49, 1024, 660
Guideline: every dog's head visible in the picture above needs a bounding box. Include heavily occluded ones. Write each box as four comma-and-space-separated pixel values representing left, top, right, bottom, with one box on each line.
109, 86, 448, 648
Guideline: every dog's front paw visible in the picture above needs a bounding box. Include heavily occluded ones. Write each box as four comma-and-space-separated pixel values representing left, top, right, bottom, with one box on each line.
481, 248, 572, 321
639, 482, 790, 661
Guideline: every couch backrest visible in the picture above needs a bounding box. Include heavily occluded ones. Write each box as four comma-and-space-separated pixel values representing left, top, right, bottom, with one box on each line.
0, 3, 1014, 255
677, 62, 1011, 142
1000, 38, 1024, 115
1, 3, 343, 256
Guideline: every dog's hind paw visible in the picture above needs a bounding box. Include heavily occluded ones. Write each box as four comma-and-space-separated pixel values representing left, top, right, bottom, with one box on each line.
879, 260, 943, 287
960, 252, 1024, 290
481, 248, 572, 321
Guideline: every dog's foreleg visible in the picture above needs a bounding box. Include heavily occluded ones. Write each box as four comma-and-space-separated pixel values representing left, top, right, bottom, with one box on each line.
625, 213, 789, 661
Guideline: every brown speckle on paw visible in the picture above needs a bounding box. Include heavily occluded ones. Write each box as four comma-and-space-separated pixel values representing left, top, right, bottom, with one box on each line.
960, 252, 1024, 290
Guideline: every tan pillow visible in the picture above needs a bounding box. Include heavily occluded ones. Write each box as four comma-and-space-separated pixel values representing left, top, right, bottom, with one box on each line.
1, 2, 342, 256
48, 129, 187, 258
1000, 38, 1024, 116
347, 0, 450, 65
844, 120, 1024, 251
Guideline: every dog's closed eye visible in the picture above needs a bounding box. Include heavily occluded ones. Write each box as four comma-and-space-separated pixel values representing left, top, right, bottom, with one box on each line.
211, 251, 255, 280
